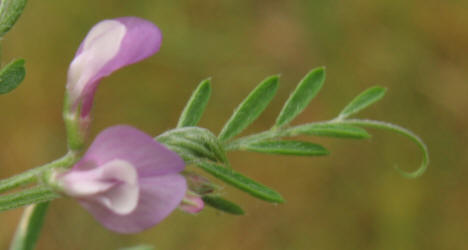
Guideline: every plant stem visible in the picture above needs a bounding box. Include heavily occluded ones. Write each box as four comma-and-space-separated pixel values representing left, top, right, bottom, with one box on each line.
0, 152, 77, 194
0, 186, 60, 212
9, 202, 49, 250
224, 121, 333, 151
5, 151, 78, 250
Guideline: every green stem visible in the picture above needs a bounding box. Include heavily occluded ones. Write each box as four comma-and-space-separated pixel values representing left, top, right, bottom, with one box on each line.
0, 186, 60, 212
0, 152, 77, 194
63, 93, 87, 152
224, 121, 333, 151
5, 151, 78, 250
9, 202, 50, 250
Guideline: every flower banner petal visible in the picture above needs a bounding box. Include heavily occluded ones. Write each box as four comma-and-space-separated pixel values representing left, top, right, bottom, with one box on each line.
66, 17, 162, 117
75, 125, 185, 177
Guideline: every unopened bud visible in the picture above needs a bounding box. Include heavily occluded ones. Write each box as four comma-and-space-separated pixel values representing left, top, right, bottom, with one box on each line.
179, 192, 204, 214
185, 172, 218, 195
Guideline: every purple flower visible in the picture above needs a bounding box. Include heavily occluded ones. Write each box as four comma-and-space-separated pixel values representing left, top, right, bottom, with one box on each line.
56, 125, 186, 233
66, 17, 162, 118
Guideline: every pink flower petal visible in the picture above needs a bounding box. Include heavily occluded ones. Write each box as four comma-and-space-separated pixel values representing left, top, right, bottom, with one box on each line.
80, 173, 187, 234
179, 192, 204, 214
66, 17, 162, 117
75, 125, 184, 177
59, 159, 140, 215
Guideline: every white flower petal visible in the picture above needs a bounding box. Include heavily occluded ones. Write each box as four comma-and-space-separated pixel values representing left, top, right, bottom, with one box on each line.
67, 20, 126, 101
60, 159, 139, 215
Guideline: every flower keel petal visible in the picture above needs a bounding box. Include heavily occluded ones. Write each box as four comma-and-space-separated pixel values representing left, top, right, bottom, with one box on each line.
80, 174, 187, 234
60, 159, 139, 215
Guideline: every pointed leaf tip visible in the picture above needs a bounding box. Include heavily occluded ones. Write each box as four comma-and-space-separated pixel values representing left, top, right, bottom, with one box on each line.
202, 195, 245, 215
276, 67, 326, 127
218, 75, 279, 141
177, 78, 212, 128
338, 86, 387, 119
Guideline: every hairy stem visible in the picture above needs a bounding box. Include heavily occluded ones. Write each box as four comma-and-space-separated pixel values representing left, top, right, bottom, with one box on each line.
224, 121, 333, 150
0, 186, 60, 212
0, 152, 77, 194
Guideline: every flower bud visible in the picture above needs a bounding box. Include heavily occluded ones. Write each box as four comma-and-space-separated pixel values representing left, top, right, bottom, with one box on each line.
179, 192, 204, 214
66, 17, 162, 118
63, 17, 162, 151
185, 172, 218, 195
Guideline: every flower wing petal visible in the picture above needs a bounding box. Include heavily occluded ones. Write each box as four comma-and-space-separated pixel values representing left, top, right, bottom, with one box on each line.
80, 173, 187, 234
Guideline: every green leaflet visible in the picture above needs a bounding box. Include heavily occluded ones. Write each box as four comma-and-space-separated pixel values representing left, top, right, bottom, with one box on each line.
196, 161, 284, 203
243, 140, 329, 156
177, 79, 211, 128
162, 144, 198, 163
218, 75, 279, 141
338, 86, 387, 119
275, 67, 325, 127
157, 127, 228, 164
291, 123, 370, 139
0, 0, 28, 37
0, 59, 26, 94
202, 195, 245, 215
9, 202, 50, 250
159, 133, 218, 162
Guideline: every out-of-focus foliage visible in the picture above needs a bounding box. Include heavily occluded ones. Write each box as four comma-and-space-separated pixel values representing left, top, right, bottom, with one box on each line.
0, 59, 26, 94
0, 0, 28, 37
0, 0, 466, 249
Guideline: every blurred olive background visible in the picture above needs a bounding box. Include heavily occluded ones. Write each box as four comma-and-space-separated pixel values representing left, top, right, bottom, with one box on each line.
0, 0, 467, 249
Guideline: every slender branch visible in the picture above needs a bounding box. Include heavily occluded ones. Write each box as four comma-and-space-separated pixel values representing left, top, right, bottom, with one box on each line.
0, 152, 77, 194
4, 151, 78, 250
224, 121, 333, 151
0, 186, 60, 212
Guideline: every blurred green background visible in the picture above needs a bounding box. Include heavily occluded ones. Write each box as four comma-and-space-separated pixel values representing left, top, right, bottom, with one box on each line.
1, 0, 467, 249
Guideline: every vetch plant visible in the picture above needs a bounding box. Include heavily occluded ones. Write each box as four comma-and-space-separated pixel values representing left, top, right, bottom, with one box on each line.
0, 2, 429, 250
